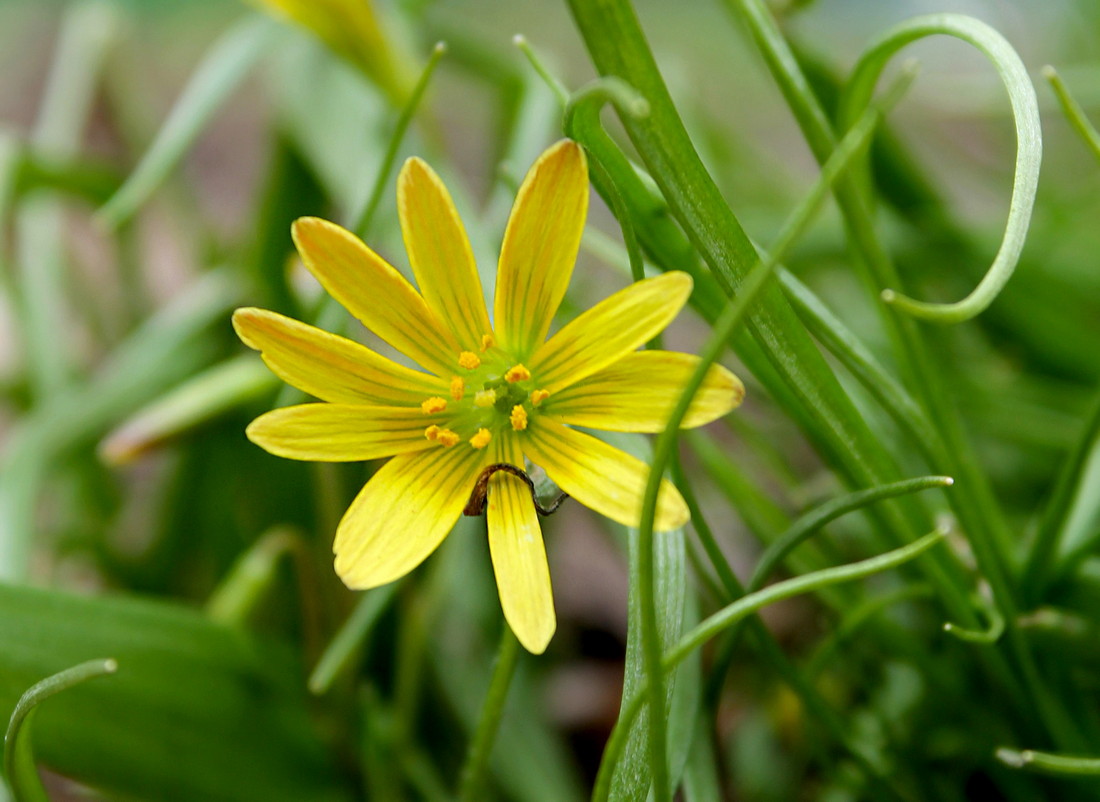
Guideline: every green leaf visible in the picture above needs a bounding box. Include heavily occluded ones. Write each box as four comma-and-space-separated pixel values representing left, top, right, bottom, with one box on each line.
0, 583, 352, 802
4, 659, 117, 802
598, 432, 688, 802
97, 15, 280, 228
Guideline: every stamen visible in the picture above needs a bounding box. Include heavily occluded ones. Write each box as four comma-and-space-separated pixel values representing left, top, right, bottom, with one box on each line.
510, 404, 528, 431
424, 424, 441, 441
531, 389, 550, 406
504, 364, 531, 383
469, 428, 492, 449
480, 333, 496, 352
458, 351, 481, 370
436, 428, 460, 447
421, 396, 448, 414
474, 389, 497, 408
450, 376, 465, 401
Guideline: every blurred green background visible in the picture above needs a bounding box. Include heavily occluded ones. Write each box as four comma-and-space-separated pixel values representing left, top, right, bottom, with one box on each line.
3, 0, 1100, 800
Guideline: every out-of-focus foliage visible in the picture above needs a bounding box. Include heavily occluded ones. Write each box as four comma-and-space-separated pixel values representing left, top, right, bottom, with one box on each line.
3, 0, 1100, 799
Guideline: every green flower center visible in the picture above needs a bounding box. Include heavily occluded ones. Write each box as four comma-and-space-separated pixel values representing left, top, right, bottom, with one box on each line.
419, 341, 549, 450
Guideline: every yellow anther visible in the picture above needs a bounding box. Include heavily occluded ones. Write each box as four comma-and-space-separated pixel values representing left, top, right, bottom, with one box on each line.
469, 428, 492, 449
436, 428, 460, 447
458, 351, 481, 370
510, 404, 528, 431
474, 389, 497, 408
424, 425, 441, 441
531, 389, 550, 406
450, 376, 465, 401
504, 364, 531, 383
421, 396, 448, 414
480, 333, 496, 352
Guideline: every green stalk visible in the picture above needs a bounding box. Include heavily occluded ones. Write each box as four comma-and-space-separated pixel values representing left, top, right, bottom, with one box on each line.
611, 58, 910, 800
592, 531, 947, 801
1042, 66, 1100, 163
351, 42, 447, 238
747, 476, 955, 593
457, 626, 521, 802
725, 0, 1082, 749
309, 583, 400, 694
1023, 393, 1100, 600
565, 0, 977, 630
673, 461, 913, 802
997, 748, 1100, 776
4, 658, 118, 802
97, 15, 278, 228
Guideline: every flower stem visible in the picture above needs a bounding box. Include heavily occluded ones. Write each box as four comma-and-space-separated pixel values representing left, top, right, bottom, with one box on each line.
457, 625, 521, 802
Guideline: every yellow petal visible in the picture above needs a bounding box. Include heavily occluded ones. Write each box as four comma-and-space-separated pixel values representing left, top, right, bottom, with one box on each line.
398, 158, 492, 349
292, 217, 460, 376
531, 272, 693, 394
334, 441, 489, 588
233, 307, 446, 405
493, 140, 588, 360
249, 0, 411, 104
247, 404, 436, 461
523, 418, 688, 531
545, 351, 744, 432
487, 437, 555, 654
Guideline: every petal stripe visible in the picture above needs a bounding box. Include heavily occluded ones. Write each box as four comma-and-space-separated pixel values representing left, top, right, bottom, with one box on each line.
531, 272, 693, 393
233, 307, 446, 405
334, 441, 489, 588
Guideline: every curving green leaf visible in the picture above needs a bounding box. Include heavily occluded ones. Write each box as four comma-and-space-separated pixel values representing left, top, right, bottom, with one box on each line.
0, 584, 352, 802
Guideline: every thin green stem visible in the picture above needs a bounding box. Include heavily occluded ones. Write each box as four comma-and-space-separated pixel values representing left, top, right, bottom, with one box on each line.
619, 66, 911, 801
997, 748, 1100, 776
1043, 65, 1100, 163
97, 15, 277, 228
592, 531, 946, 802
839, 16, 1041, 323
673, 462, 913, 802
308, 583, 400, 694
727, 0, 1083, 748
748, 475, 954, 593
352, 42, 447, 238
513, 35, 570, 107
457, 625, 521, 802
4, 658, 118, 802
944, 595, 1006, 644
1023, 393, 1100, 601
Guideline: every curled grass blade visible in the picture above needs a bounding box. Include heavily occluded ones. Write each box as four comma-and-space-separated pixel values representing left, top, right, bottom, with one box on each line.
839, 14, 1042, 324
4, 659, 118, 802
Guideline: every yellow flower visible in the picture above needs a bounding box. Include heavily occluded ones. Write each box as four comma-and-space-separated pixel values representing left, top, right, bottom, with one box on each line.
233, 140, 744, 653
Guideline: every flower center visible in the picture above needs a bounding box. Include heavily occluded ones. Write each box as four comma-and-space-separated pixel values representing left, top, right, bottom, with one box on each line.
419, 338, 549, 449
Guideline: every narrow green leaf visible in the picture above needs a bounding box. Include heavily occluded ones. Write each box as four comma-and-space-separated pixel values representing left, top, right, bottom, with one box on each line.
0, 583, 352, 802
99, 355, 276, 464
4, 659, 117, 802
309, 583, 400, 694
97, 15, 279, 228
610, 521, 686, 802
1042, 66, 1100, 164
997, 747, 1100, 776
839, 14, 1042, 323
593, 530, 948, 802
0, 270, 240, 581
